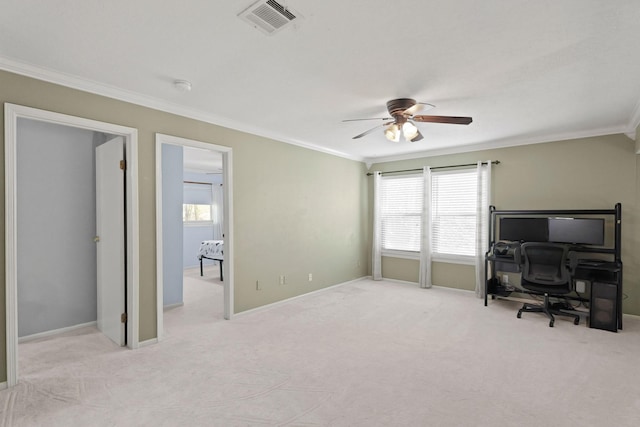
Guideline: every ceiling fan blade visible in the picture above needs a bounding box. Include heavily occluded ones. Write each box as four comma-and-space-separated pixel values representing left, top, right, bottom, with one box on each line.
409, 130, 424, 142
404, 102, 435, 116
413, 115, 473, 125
352, 124, 386, 139
342, 117, 393, 122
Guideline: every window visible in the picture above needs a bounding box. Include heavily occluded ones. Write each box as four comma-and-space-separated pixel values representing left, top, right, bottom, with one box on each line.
377, 167, 488, 263
183, 182, 213, 224
380, 174, 423, 255
183, 204, 212, 222
431, 169, 484, 262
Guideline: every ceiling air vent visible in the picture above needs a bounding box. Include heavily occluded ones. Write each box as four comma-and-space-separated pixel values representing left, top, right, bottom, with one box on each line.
238, 0, 301, 35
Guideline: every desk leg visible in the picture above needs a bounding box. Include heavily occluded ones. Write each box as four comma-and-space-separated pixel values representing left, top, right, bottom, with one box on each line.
618, 272, 623, 330
484, 258, 489, 306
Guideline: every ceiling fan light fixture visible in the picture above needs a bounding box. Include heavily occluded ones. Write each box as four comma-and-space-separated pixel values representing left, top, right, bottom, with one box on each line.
384, 124, 400, 142
402, 121, 419, 140
410, 131, 424, 142
344, 97, 472, 142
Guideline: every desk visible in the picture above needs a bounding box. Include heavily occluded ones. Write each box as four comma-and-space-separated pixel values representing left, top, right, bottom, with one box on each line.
484, 204, 623, 331
485, 254, 623, 330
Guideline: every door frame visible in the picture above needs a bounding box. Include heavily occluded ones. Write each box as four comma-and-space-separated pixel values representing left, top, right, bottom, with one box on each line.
155, 133, 234, 340
4, 103, 140, 387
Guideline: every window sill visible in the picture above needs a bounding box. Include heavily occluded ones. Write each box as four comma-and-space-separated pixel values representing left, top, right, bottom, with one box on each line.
183, 221, 214, 227
431, 253, 475, 266
381, 250, 420, 260
380, 251, 476, 266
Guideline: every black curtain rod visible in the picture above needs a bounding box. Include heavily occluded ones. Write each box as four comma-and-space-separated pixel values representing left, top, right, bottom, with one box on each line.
366, 160, 500, 176
184, 180, 223, 187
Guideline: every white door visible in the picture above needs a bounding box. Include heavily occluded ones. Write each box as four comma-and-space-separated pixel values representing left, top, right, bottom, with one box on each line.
96, 136, 126, 346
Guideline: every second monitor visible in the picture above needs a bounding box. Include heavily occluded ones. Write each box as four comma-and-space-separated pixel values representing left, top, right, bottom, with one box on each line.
548, 217, 604, 246
499, 216, 605, 246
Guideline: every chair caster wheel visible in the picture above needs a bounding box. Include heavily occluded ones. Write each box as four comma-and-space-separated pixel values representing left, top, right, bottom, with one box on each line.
517, 312, 522, 319
574, 318, 580, 325
549, 320, 554, 327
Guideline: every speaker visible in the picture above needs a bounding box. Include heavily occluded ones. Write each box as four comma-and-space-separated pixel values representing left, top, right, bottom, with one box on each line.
590, 282, 618, 332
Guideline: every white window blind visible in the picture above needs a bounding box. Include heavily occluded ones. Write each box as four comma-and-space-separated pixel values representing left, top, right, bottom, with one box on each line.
431, 169, 478, 257
184, 182, 212, 205
183, 182, 213, 223
380, 174, 423, 252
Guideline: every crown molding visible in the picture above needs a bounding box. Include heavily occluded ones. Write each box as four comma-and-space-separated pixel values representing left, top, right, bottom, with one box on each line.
2, 55, 635, 166
366, 125, 630, 165
624, 130, 636, 141
627, 97, 640, 137
0, 56, 364, 163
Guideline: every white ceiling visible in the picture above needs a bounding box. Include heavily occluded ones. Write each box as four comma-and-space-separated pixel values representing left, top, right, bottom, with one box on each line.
183, 146, 222, 174
2, 0, 640, 163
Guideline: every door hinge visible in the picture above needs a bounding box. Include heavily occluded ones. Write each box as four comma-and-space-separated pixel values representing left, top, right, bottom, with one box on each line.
120, 160, 126, 170
121, 313, 127, 323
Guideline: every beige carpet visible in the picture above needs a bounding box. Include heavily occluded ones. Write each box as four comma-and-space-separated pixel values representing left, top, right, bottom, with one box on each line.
2, 278, 640, 426
163, 266, 224, 336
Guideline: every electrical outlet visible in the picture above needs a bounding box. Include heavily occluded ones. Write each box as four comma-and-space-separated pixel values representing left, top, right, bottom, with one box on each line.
256, 280, 261, 291
502, 274, 509, 285
279, 275, 285, 285
308, 273, 313, 281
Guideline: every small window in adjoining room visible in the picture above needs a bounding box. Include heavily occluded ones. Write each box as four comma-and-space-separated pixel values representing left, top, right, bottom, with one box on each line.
183, 204, 212, 223
183, 180, 214, 224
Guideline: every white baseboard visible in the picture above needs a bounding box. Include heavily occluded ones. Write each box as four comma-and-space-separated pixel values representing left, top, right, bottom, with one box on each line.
381, 277, 476, 295
234, 276, 369, 318
380, 277, 420, 287
18, 321, 97, 343
0, 381, 7, 391
431, 284, 476, 295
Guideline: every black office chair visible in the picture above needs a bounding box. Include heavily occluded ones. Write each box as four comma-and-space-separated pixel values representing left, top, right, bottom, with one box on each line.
517, 242, 580, 327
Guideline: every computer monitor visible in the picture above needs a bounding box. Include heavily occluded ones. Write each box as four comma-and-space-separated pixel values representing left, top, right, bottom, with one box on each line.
548, 218, 604, 245
499, 217, 548, 242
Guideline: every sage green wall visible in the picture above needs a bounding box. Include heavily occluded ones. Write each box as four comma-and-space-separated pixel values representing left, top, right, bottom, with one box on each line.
382, 257, 476, 292
233, 138, 370, 311
0, 70, 370, 381
370, 134, 640, 315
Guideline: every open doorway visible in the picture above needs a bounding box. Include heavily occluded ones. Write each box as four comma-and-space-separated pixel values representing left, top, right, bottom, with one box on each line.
155, 134, 234, 341
4, 104, 140, 387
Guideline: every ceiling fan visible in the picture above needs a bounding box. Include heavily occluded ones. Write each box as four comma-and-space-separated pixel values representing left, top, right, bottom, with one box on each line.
343, 98, 472, 142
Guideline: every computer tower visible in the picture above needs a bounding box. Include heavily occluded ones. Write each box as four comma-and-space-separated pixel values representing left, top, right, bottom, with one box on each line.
590, 282, 618, 332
